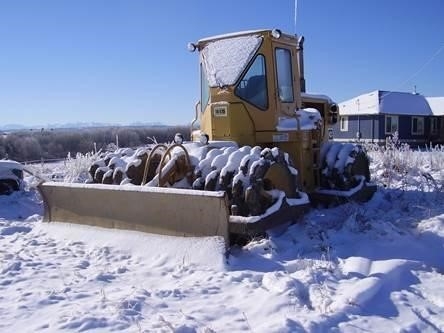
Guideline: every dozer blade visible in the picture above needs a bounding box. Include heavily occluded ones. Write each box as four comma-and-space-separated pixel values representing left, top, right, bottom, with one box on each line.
38, 182, 230, 244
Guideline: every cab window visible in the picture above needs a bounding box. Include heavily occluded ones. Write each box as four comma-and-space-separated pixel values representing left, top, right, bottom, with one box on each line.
275, 48, 294, 103
235, 55, 268, 110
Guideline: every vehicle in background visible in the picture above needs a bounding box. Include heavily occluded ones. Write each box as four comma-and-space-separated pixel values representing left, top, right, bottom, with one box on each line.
0, 160, 24, 195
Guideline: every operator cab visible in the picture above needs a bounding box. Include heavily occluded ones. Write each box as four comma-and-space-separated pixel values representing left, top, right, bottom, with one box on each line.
188, 29, 339, 191
189, 29, 337, 145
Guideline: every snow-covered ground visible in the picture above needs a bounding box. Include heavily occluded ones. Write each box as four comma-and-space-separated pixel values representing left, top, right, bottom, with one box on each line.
1, 147, 443, 332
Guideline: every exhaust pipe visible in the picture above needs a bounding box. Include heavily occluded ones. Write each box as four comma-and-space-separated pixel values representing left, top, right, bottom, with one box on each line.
297, 36, 306, 93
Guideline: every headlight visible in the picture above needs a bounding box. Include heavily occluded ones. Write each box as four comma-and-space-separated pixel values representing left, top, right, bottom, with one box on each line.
187, 42, 197, 52
271, 29, 282, 39
199, 133, 209, 145
174, 133, 184, 145
329, 103, 338, 113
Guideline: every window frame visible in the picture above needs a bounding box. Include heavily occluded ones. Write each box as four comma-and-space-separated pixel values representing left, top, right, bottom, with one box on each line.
385, 115, 399, 135
411, 116, 424, 135
430, 117, 438, 135
274, 47, 294, 103
200, 64, 210, 113
234, 54, 268, 111
340, 116, 348, 132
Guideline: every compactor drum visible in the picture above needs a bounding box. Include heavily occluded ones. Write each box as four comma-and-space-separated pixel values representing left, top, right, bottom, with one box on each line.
39, 29, 376, 245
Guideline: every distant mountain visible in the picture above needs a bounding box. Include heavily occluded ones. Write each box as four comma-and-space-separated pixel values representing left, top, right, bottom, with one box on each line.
0, 121, 168, 131
128, 121, 167, 127
0, 124, 29, 131
45, 122, 120, 129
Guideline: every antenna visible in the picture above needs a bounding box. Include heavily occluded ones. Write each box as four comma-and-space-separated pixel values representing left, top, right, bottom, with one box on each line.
294, 0, 298, 34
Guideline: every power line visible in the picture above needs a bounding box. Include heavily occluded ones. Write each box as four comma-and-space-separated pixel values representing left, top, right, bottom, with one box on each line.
395, 43, 444, 92
356, 42, 444, 107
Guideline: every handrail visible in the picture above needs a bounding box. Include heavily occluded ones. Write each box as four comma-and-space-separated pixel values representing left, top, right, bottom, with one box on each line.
190, 100, 201, 137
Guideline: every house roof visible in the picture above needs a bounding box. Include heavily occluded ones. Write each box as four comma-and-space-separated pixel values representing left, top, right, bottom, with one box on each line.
339, 90, 442, 116
426, 97, 444, 116
380, 91, 432, 116
339, 91, 380, 115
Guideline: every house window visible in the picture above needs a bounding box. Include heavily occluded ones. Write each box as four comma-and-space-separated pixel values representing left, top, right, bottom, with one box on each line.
431, 117, 438, 135
411, 117, 424, 135
385, 115, 399, 134
340, 116, 348, 132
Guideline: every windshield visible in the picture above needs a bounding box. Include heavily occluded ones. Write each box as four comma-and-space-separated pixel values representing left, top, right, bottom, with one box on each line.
200, 35, 263, 87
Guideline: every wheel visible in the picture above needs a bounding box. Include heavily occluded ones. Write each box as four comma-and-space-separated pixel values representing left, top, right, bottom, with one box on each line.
320, 143, 370, 190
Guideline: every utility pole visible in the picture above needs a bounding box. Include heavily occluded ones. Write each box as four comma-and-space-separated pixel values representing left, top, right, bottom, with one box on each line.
356, 98, 361, 141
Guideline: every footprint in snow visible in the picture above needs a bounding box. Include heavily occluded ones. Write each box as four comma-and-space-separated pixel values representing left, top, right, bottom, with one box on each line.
154, 289, 185, 299
38, 294, 66, 305
76, 260, 90, 269
0, 279, 13, 286
72, 293, 91, 300
59, 317, 108, 331
120, 299, 143, 317
67, 241, 85, 246
201, 286, 221, 295
95, 272, 116, 282
116, 267, 128, 274
1, 261, 22, 275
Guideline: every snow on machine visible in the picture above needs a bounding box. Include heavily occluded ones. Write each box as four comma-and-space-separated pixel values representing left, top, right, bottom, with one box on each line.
38, 29, 376, 245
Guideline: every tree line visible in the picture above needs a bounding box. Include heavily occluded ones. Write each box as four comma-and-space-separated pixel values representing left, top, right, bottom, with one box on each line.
0, 126, 190, 162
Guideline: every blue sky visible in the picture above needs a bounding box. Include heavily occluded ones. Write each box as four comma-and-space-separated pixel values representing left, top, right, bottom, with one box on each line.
0, 0, 443, 127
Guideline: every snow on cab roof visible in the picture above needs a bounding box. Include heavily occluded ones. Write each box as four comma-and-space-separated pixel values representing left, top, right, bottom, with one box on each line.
339, 90, 438, 116
197, 29, 269, 44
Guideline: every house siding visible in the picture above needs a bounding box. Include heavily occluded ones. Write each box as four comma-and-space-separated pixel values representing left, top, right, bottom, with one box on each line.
332, 115, 379, 142
332, 114, 439, 145
428, 117, 444, 144
438, 118, 442, 142
376, 114, 385, 141
380, 115, 439, 146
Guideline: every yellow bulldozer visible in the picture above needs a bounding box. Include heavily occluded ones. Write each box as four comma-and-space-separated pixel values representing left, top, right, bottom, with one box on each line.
38, 29, 376, 245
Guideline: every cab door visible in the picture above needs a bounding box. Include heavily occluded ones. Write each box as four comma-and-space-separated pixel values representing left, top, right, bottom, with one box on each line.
272, 43, 301, 118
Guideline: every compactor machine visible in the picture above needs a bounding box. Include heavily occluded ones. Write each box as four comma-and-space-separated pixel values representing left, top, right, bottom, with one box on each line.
38, 29, 376, 245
